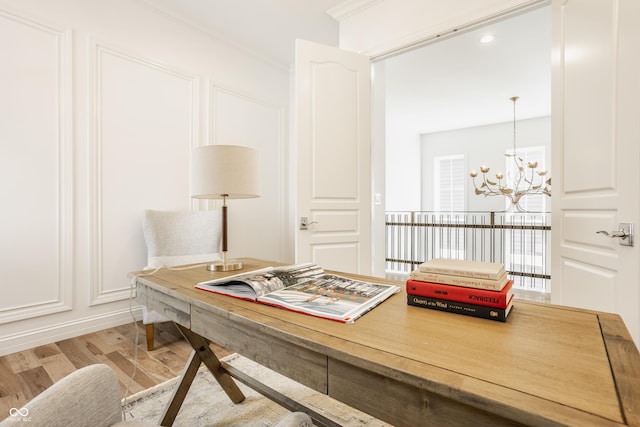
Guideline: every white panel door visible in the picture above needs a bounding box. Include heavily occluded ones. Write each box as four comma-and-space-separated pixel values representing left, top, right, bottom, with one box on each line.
295, 40, 371, 274
552, 0, 640, 345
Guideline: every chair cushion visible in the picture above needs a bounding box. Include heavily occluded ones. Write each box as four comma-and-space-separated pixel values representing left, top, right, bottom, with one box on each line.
0, 364, 122, 427
142, 209, 221, 268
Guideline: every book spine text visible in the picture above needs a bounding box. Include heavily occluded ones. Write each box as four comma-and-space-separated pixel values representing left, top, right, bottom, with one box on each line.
410, 272, 506, 290
407, 294, 511, 322
406, 280, 513, 308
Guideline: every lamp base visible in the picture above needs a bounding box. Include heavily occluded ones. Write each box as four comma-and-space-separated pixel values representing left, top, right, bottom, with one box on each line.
207, 260, 243, 272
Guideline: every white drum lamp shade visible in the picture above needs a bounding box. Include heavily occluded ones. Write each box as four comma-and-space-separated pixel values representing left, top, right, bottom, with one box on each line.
190, 145, 260, 200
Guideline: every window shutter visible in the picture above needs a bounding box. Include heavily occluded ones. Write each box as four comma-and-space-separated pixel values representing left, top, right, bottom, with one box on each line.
434, 155, 465, 211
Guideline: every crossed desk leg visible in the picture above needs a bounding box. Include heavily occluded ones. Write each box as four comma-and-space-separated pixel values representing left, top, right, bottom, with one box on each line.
162, 323, 341, 427
160, 324, 245, 426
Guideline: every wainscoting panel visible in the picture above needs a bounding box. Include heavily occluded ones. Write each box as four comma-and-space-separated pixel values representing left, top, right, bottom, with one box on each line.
0, 10, 73, 323
562, 211, 618, 252
209, 85, 285, 261
311, 243, 360, 274
561, 258, 616, 313
561, 0, 616, 194
310, 210, 359, 235
310, 62, 359, 201
89, 40, 198, 305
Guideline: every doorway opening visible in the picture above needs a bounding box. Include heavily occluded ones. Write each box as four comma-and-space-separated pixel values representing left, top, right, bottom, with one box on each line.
372, 4, 552, 300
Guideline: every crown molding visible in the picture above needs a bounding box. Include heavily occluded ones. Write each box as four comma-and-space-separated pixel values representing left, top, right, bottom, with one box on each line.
327, 0, 383, 22
134, 0, 289, 72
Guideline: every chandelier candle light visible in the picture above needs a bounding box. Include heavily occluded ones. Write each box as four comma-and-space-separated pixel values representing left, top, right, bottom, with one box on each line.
470, 96, 551, 212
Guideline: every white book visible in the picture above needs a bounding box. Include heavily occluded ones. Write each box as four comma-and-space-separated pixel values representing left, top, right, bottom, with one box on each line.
418, 259, 505, 280
410, 270, 509, 291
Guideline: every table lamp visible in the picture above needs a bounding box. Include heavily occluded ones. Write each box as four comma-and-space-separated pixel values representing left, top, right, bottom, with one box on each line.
190, 144, 260, 271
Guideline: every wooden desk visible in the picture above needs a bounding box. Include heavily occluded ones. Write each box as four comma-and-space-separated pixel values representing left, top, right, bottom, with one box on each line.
132, 258, 640, 427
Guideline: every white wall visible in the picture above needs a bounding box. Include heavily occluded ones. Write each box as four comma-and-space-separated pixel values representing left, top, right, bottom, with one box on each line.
371, 61, 387, 276
385, 128, 422, 212
0, 0, 290, 356
421, 117, 551, 212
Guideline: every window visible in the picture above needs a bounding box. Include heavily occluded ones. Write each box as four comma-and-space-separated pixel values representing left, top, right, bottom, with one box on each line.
433, 155, 466, 259
434, 154, 465, 212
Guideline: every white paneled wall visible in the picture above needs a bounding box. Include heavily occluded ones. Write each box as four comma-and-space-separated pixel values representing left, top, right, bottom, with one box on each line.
0, 10, 73, 324
0, 0, 289, 356
90, 42, 197, 306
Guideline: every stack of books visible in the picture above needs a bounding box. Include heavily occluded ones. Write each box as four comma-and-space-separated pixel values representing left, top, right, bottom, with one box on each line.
406, 259, 514, 322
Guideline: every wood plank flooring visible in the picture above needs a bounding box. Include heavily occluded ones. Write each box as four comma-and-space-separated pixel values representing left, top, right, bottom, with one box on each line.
0, 321, 232, 418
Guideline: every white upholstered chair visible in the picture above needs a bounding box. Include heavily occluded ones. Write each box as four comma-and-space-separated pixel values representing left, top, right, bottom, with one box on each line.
141, 209, 222, 350
0, 364, 313, 427
0, 364, 155, 427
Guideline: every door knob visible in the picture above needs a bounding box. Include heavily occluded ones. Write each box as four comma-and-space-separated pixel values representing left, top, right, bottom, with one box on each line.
300, 217, 318, 230
596, 223, 634, 246
596, 230, 627, 238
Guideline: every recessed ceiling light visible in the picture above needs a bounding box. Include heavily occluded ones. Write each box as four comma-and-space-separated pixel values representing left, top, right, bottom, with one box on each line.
480, 34, 495, 44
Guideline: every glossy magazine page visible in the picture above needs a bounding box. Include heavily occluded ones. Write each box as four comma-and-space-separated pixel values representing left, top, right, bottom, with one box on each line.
258, 274, 400, 323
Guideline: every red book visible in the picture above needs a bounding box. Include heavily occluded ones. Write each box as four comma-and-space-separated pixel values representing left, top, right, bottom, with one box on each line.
406, 279, 514, 309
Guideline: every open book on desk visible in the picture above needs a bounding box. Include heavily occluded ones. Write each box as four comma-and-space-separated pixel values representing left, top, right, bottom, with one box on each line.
195, 263, 400, 323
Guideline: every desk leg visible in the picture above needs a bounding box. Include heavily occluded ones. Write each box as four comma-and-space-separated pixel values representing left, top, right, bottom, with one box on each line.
160, 349, 201, 426
160, 324, 245, 426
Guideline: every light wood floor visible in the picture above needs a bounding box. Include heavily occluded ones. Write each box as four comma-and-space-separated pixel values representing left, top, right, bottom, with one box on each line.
0, 321, 232, 417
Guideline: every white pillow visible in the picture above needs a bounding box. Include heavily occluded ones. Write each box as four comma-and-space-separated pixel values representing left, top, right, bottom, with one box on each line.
142, 209, 222, 268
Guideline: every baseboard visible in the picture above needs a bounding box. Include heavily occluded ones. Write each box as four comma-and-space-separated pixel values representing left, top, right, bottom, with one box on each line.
0, 307, 143, 357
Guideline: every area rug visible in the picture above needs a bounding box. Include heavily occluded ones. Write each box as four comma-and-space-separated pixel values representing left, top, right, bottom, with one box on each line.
122, 353, 390, 426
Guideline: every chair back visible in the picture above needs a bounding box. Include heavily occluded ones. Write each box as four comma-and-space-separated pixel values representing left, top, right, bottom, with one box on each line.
142, 209, 221, 268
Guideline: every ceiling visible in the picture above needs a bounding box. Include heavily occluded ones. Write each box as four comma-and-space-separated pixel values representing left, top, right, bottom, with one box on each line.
143, 0, 343, 66
142, 1, 551, 134
385, 5, 551, 134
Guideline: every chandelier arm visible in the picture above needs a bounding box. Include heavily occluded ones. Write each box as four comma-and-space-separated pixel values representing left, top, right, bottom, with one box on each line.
528, 168, 537, 190
469, 96, 551, 205
512, 156, 525, 192
476, 174, 501, 196
484, 175, 502, 195
471, 177, 482, 192
482, 173, 491, 188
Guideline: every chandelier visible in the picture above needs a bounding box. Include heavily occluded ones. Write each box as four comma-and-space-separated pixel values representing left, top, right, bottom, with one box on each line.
470, 96, 551, 212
